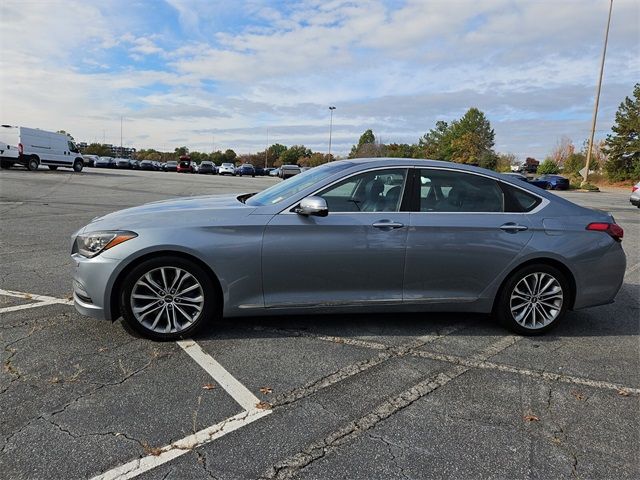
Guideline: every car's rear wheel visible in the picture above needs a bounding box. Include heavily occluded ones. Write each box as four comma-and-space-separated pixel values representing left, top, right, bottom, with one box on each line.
27, 156, 39, 171
496, 264, 569, 335
120, 257, 218, 340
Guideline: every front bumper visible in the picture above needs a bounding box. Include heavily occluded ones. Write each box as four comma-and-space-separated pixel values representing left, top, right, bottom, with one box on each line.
71, 253, 122, 320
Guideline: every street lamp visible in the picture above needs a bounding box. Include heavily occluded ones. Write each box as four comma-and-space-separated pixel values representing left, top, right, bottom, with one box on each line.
328, 106, 336, 161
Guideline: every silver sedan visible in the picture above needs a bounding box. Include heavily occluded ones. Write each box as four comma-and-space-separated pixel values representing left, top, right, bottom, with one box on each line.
71, 159, 626, 340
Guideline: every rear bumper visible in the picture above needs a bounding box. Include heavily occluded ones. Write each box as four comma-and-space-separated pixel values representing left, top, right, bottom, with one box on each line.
573, 242, 626, 310
630, 196, 640, 206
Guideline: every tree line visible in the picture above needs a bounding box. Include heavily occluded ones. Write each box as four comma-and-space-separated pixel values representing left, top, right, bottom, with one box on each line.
82, 83, 638, 182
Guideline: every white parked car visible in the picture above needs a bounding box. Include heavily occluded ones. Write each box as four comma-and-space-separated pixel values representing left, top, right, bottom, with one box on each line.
218, 163, 236, 175
630, 182, 640, 208
0, 125, 84, 172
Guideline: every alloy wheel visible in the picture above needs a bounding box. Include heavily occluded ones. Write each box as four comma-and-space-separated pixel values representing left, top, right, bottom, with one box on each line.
510, 272, 563, 329
130, 267, 205, 334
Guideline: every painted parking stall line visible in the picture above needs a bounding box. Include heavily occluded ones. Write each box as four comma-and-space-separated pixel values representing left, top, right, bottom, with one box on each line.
0, 288, 73, 314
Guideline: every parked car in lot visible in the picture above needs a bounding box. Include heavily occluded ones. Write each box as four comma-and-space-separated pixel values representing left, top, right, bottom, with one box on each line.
236, 164, 256, 177
177, 156, 196, 173
83, 155, 99, 167
114, 158, 131, 169
269, 168, 280, 177
164, 161, 178, 172
198, 161, 215, 174
138, 160, 154, 171
630, 182, 640, 208
218, 163, 235, 175
71, 158, 626, 340
95, 156, 114, 168
537, 174, 570, 190
503, 173, 550, 190
130, 160, 140, 170
280, 164, 301, 179
0, 125, 84, 172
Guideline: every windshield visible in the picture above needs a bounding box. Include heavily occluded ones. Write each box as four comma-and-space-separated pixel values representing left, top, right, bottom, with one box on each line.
246, 161, 354, 206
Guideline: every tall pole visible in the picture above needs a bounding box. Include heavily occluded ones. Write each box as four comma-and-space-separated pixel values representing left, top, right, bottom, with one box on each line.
584, 0, 613, 185
120, 116, 123, 157
265, 128, 269, 168
328, 106, 336, 160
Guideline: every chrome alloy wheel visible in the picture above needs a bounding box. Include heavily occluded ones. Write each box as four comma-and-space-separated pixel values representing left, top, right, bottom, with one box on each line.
510, 272, 563, 329
130, 267, 204, 333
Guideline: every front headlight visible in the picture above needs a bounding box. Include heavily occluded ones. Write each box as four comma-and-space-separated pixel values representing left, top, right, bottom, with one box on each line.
75, 231, 137, 258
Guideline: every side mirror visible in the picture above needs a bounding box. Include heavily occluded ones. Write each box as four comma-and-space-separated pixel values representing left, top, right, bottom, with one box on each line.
295, 196, 328, 217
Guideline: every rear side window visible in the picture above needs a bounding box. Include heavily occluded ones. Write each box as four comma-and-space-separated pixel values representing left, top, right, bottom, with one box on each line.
418, 169, 504, 212
501, 183, 542, 212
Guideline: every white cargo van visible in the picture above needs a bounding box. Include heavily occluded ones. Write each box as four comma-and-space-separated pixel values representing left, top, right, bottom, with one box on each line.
0, 125, 84, 172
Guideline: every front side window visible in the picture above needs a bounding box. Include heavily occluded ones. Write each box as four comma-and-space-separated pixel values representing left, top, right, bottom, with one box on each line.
318, 169, 408, 212
419, 169, 504, 212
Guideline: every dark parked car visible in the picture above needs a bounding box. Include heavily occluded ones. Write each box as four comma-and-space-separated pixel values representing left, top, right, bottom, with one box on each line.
114, 158, 131, 169
95, 156, 114, 168
537, 175, 570, 190
130, 160, 140, 170
71, 158, 626, 340
164, 161, 178, 172
503, 173, 550, 190
280, 164, 301, 179
198, 161, 215, 174
236, 164, 256, 177
139, 160, 155, 171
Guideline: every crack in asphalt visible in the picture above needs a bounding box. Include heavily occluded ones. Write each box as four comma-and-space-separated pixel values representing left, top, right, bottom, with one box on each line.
196, 450, 220, 480
261, 336, 521, 480
270, 325, 461, 409
368, 432, 410, 480
544, 385, 580, 479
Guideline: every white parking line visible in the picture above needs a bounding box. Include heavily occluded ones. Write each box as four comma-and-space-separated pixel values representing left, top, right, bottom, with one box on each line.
625, 261, 640, 277
0, 288, 73, 314
92, 408, 271, 480
177, 339, 262, 411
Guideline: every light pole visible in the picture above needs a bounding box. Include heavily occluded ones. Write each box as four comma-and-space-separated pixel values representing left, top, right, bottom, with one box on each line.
584, 0, 613, 185
265, 128, 269, 169
328, 106, 336, 160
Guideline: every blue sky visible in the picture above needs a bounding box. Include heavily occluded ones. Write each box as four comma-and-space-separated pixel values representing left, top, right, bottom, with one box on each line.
1, 0, 638, 159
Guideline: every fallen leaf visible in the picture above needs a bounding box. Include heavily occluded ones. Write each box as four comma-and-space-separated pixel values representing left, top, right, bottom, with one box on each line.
571, 391, 586, 401
259, 387, 273, 394
142, 443, 163, 456
256, 401, 272, 410
523, 414, 539, 422
98, 347, 108, 353
203, 383, 215, 390
617, 389, 630, 397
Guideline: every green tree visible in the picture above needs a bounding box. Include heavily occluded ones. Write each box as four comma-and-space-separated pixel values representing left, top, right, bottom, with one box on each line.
84, 143, 111, 156
449, 108, 495, 165
223, 149, 237, 163
496, 153, 517, 173
349, 129, 376, 158
174, 146, 189, 156
563, 152, 586, 175
299, 152, 331, 167
280, 145, 311, 165
419, 121, 451, 160
538, 158, 560, 175
604, 83, 640, 181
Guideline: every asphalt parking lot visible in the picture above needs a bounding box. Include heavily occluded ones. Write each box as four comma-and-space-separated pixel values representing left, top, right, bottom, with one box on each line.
1, 167, 638, 480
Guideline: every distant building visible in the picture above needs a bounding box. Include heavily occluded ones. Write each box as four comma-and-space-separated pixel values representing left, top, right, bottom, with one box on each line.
77, 142, 136, 159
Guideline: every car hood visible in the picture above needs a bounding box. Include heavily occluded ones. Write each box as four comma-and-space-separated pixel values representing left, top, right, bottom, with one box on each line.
81, 193, 257, 232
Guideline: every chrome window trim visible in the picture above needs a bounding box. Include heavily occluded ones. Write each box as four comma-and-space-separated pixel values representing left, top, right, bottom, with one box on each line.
280, 166, 410, 215
279, 164, 549, 215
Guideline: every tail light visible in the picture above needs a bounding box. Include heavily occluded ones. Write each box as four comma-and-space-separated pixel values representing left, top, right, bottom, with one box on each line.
586, 222, 624, 242
633, 185, 639, 193
18, 143, 23, 154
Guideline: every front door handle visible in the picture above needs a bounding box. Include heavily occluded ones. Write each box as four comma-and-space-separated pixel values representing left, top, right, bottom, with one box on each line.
372, 220, 405, 230
500, 222, 528, 233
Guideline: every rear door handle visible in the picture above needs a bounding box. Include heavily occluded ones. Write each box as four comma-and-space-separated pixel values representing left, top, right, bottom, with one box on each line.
372, 220, 405, 230
500, 222, 528, 233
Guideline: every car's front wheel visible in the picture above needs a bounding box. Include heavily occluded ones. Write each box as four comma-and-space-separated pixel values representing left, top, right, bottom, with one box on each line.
120, 256, 218, 340
495, 264, 569, 335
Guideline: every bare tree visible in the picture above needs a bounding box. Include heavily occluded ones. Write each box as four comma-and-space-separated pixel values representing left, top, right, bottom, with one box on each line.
550, 136, 575, 167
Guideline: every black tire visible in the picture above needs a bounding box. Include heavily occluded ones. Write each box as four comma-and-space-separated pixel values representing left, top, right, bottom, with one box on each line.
48, 165, 58, 171
73, 159, 83, 172
119, 256, 219, 341
0, 161, 11, 169
495, 264, 570, 335
27, 156, 39, 171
